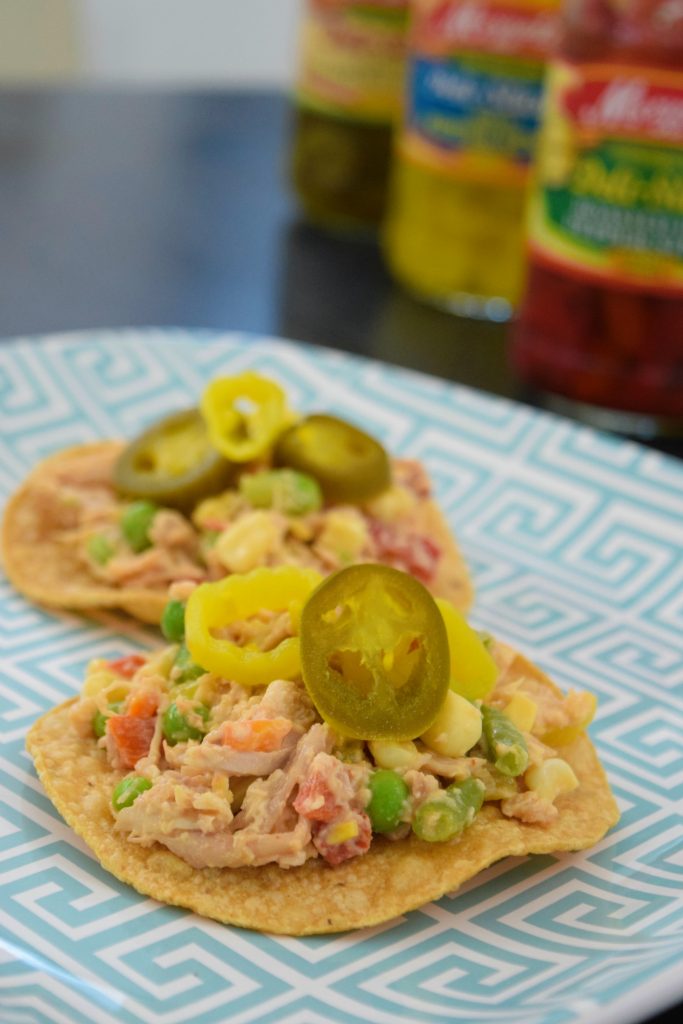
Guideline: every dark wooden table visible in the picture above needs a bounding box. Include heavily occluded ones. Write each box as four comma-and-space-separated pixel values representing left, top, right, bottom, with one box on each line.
2, 87, 679, 456
0, 88, 680, 1024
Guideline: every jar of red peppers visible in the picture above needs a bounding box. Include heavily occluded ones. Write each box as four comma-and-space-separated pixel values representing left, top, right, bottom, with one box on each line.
511, 0, 683, 430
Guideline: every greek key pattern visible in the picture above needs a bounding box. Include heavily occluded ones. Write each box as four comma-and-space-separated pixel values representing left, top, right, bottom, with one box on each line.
1, 330, 682, 1024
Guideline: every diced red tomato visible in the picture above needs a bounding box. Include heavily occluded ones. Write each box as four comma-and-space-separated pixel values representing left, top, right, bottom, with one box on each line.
220, 717, 291, 752
369, 520, 441, 584
108, 654, 147, 679
107, 715, 156, 768
294, 771, 342, 823
127, 690, 159, 719
313, 811, 372, 866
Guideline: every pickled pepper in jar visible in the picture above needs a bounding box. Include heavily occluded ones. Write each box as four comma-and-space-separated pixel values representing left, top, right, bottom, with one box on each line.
384, 0, 560, 316
512, 0, 683, 423
291, 0, 409, 231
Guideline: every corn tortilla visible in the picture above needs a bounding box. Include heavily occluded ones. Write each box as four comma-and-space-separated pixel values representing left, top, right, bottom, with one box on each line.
2, 443, 473, 623
26, 646, 619, 935
2, 442, 166, 624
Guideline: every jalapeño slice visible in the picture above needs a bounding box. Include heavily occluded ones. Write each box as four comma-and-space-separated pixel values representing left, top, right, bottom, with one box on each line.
273, 414, 391, 504
114, 408, 233, 511
299, 564, 449, 740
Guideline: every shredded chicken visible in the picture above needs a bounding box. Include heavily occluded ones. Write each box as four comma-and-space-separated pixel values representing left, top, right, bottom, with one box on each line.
169, 725, 299, 777
236, 723, 333, 834
105, 547, 206, 588
116, 770, 234, 840
148, 509, 198, 552
403, 769, 440, 808
501, 791, 559, 826
244, 679, 318, 730
221, 610, 293, 652
168, 579, 199, 603
53, 449, 120, 489
525, 733, 557, 768
419, 752, 486, 780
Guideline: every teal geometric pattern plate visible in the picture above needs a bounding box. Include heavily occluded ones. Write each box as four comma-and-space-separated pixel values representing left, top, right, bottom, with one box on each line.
1, 330, 682, 1024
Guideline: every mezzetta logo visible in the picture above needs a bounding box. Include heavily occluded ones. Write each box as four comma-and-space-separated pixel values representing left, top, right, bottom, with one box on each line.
568, 75, 683, 143
421, 0, 557, 59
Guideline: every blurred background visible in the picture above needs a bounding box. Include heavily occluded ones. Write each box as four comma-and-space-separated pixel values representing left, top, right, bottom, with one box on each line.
0, 0, 681, 450
0, 0, 303, 87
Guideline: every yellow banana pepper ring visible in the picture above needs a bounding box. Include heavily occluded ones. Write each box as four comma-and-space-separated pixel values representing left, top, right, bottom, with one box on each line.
200, 372, 294, 462
185, 566, 323, 687
436, 598, 498, 701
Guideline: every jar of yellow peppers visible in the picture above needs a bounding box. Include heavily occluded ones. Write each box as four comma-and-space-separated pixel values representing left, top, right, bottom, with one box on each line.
384, 0, 560, 317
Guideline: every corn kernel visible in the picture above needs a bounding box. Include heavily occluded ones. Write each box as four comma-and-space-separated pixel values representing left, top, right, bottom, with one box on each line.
82, 668, 117, 697
103, 684, 131, 704
421, 691, 482, 758
214, 511, 281, 573
504, 692, 538, 733
369, 739, 423, 770
138, 647, 176, 683
327, 820, 359, 845
364, 485, 417, 521
192, 490, 241, 529
525, 758, 579, 802
316, 509, 369, 561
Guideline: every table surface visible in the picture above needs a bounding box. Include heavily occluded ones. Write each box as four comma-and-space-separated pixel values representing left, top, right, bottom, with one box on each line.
1, 87, 679, 456
0, 88, 680, 1024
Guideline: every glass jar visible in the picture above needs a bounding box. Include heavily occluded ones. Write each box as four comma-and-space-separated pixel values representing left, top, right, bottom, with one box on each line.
291, 0, 409, 232
384, 0, 560, 317
512, 0, 683, 426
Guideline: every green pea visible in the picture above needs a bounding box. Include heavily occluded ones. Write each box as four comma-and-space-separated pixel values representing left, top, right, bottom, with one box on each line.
240, 469, 322, 515
92, 710, 107, 739
446, 777, 486, 822
162, 701, 209, 745
481, 705, 529, 777
173, 642, 206, 683
161, 599, 185, 643
412, 797, 461, 843
412, 778, 485, 843
112, 776, 152, 812
121, 500, 158, 553
366, 770, 409, 833
87, 534, 114, 566
92, 701, 122, 738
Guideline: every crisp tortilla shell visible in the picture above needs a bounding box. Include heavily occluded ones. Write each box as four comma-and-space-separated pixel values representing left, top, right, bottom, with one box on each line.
2, 442, 167, 624
26, 645, 619, 935
2, 444, 473, 623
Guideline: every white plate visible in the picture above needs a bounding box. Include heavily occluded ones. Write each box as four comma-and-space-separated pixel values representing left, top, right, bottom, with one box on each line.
1, 329, 682, 1024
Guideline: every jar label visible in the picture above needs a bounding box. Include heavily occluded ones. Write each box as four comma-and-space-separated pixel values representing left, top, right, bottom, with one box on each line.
529, 60, 683, 293
400, 0, 557, 184
296, 1, 408, 123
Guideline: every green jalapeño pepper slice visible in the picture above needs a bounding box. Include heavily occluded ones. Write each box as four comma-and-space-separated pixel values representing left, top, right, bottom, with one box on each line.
299, 564, 449, 740
200, 373, 294, 463
273, 414, 391, 504
114, 408, 233, 511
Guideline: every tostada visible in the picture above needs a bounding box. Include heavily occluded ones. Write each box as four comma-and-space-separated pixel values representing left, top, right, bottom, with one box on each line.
27, 564, 619, 934
2, 374, 472, 622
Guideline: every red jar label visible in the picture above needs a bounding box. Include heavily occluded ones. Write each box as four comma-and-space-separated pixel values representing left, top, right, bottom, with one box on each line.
529, 60, 683, 294
412, 0, 558, 61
